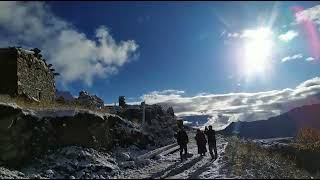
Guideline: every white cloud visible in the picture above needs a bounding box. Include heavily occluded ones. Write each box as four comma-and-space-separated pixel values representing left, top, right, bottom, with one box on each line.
132, 77, 320, 130
306, 57, 316, 61
227, 33, 239, 38
281, 53, 303, 62
0, 2, 138, 86
140, 90, 185, 105
296, 5, 320, 24
240, 27, 273, 39
225, 28, 273, 40
278, 30, 298, 42
297, 77, 320, 88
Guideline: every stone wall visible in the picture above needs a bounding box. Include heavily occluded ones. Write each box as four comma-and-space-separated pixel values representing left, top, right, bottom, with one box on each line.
0, 48, 18, 95
16, 48, 55, 102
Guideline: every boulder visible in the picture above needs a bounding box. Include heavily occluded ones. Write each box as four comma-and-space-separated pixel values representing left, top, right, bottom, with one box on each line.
116, 152, 131, 161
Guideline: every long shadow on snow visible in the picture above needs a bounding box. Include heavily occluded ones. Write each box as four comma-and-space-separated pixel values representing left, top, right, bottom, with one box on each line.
163, 148, 180, 156
160, 155, 204, 179
188, 142, 228, 179
187, 160, 214, 179
147, 154, 202, 179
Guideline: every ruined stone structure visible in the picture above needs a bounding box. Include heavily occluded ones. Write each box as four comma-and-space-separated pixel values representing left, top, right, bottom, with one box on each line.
76, 91, 104, 109
0, 47, 56, 102
119, 96, 126, 108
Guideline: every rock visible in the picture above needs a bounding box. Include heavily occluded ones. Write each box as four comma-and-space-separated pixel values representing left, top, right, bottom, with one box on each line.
30, 174, 41, 179
100, 175, 105, 179
166, 107, 175, 117
69, 175, 75, 179
153, 154, 162, 160
117, 152, 131, 161
45, 169, 54, 175
134, 158, 151, 167
22, 146, 119, 179
17, 172, 25, 176
119, 161, 135, 169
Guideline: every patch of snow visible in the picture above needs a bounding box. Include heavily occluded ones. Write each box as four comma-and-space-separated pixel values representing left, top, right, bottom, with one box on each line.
18, 48, 35, 55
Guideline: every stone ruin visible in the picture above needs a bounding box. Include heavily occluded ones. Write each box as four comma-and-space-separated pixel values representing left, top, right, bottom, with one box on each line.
55, 89, 74, 102
119, 96, 126, 108
0, 47, 56, 102
76, 91, 104, 109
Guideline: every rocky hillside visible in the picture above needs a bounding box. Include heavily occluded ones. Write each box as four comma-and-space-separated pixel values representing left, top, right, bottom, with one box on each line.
0, 102, 152, 169
118, 104, 178, 147
219, 104, 320, 139
142, 105, 178, 147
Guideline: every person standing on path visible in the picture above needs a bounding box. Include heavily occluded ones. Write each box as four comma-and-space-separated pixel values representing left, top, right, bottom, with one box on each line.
195, 129, 207, 156
204, 125, 218, 160
175, 123, 189, 161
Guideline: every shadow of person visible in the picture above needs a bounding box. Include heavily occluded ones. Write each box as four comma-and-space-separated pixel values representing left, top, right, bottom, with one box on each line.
187, 160, 213, 179
161, 156, 204, 179
147, 161, 182, 179
147, 155, 202, 179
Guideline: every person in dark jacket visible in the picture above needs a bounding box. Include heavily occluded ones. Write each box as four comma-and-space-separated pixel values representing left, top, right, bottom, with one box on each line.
204, 125, 218, 160
195, 129, 207, 156
175, 126, 189, 161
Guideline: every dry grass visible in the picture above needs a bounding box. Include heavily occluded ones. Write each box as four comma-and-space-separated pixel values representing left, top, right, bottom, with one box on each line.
223, 128, 320, 178
287, 127, 320, 174
224, 136, 313, 179
294, 127, 320, 152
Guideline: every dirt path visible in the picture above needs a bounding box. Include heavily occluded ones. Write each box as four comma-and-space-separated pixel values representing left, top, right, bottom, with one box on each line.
115, 131, 231, 179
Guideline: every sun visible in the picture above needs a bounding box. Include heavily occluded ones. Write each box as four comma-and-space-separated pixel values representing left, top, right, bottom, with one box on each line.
242, 27, 273, 77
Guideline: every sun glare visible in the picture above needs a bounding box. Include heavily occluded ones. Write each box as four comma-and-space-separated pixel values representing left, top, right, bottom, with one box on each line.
243, 27, 273, 77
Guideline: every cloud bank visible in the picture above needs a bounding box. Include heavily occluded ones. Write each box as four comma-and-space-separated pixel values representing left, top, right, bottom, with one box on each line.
134, 77, 320, 130
0, 2, 138, 86
296, 5, 320, 25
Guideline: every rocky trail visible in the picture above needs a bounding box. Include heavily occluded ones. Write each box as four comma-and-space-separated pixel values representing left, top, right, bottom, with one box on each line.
0, 128, 314, 179
114, 130, 233, 179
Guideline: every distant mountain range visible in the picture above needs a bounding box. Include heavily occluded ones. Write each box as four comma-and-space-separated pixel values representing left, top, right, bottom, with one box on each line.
179, 115, 211, 127
219, 104, 320, 139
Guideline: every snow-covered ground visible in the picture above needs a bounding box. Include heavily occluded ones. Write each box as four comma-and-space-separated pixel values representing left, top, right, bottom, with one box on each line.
113, 130, 232, 179
0, 130, 313, 179
0, 130, 232, 179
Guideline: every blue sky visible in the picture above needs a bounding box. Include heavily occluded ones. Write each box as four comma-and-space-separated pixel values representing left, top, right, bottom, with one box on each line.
44, 1, 320, 102
1, 1, 320, 128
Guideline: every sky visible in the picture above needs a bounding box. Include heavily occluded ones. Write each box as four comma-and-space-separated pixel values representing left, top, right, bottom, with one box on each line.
1, 1, 320, 129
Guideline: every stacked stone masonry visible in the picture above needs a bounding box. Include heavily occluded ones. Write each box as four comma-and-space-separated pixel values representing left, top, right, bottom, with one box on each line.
0, 47, 55, 102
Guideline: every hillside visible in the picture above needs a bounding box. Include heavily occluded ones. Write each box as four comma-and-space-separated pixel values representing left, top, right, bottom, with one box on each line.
219, 104, 320, 139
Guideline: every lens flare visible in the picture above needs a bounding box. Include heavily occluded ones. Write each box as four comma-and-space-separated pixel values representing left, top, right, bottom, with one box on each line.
242, 27, 274, 77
